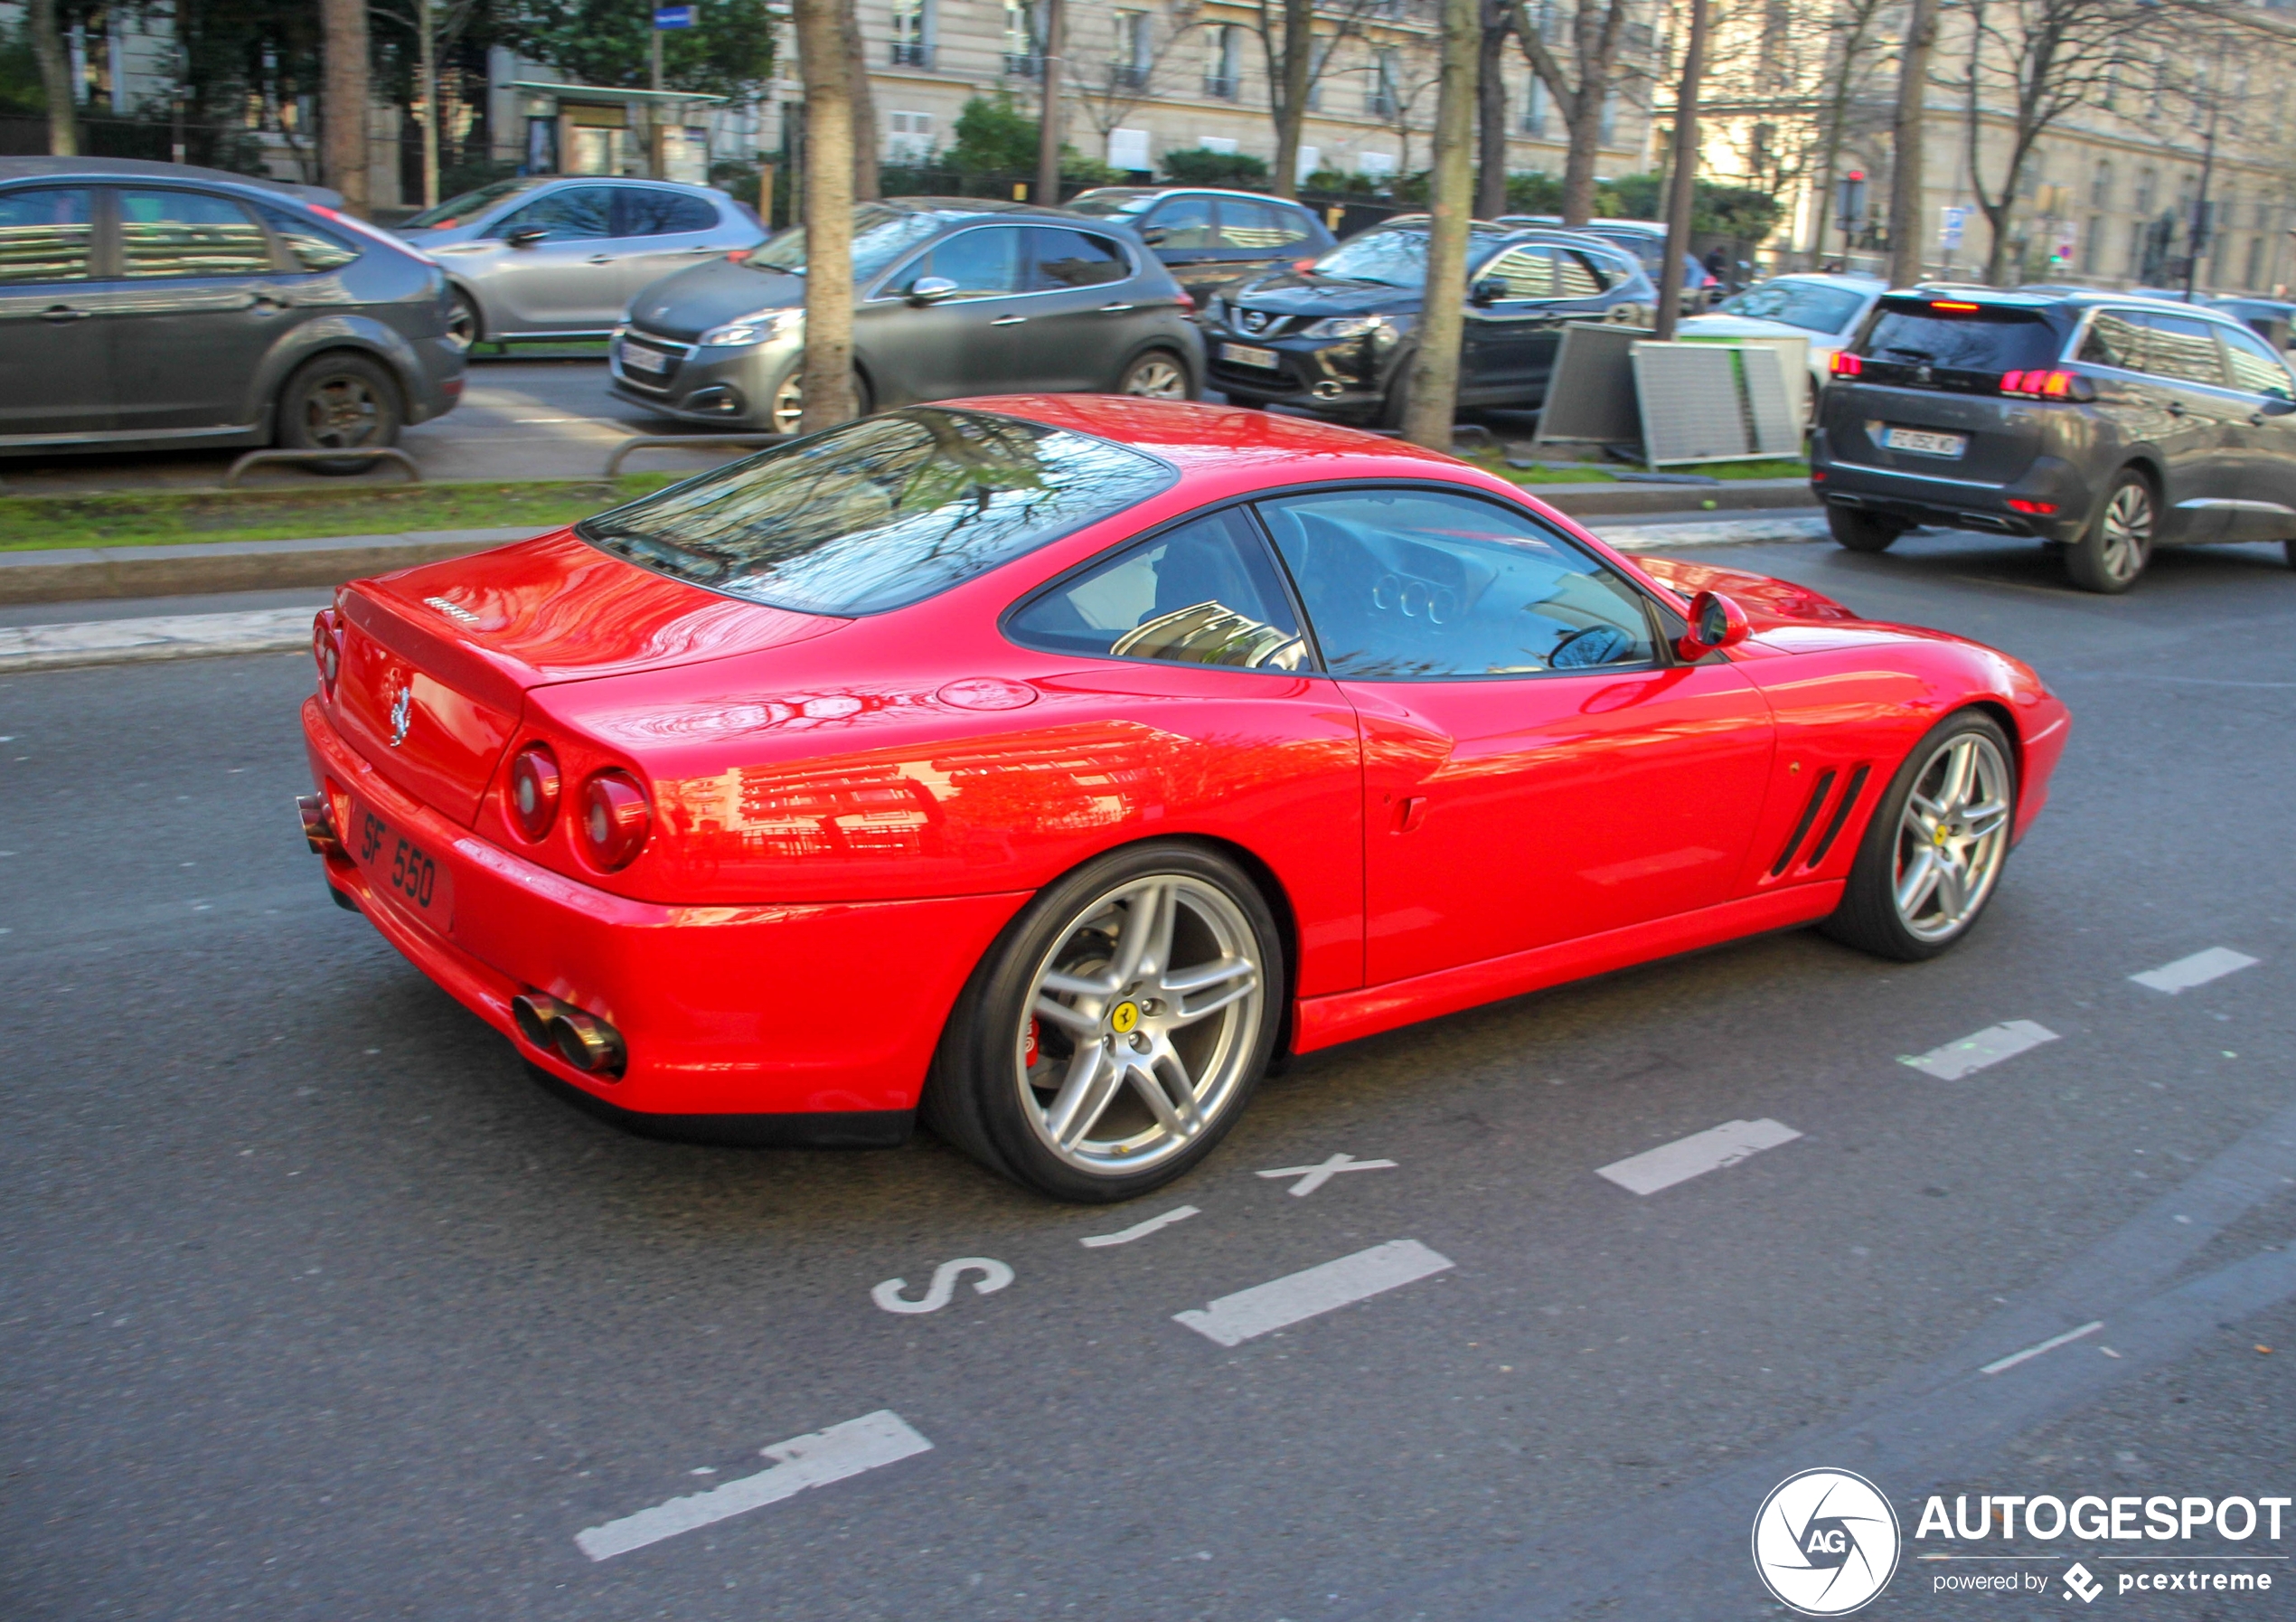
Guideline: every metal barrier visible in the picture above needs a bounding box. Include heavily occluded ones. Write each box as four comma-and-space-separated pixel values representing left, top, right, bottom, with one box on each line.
223, 447, 422, 487
605, 434, 790, 478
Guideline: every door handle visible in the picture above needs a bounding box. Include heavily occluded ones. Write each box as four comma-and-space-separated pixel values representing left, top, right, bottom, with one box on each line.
1097, 302, 1135, 313
989, 314, 1027, 326
2166, 399, 2186, 416
40, 304, 90, 322
2252, 411, 2269, 427
1394, 795, 1429, 833
585, 254, 616, 264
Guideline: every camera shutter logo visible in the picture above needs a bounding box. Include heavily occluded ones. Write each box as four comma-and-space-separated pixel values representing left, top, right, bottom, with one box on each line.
1751, 1467, 1901, 1615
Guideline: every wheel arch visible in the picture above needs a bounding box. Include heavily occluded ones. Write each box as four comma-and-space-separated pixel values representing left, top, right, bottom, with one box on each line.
444, 277, 487, 342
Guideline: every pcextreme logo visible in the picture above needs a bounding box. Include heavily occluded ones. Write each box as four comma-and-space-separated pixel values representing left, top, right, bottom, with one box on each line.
1751, 1468, 1903, 1615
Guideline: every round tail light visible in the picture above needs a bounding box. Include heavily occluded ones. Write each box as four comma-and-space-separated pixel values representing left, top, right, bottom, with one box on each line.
311, 612, 341, 693
579, 770, 651, 871
507, 743, 561, 842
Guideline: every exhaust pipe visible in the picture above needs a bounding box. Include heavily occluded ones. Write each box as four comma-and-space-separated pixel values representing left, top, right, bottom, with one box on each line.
296, 793, 343, 857
512, 992, 627, 1078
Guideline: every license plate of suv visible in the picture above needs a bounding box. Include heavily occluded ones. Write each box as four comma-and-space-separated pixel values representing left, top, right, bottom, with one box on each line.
1219, 343, 1280, 370
619, 341, 668, 375
1878, 425, 1967, 458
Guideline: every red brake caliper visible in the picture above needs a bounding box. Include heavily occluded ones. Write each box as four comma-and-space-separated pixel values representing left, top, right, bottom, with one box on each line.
1022, 1016, 1041, 1068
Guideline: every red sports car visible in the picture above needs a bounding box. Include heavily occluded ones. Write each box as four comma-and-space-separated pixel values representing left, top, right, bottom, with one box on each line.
297, 398, 2069, 1201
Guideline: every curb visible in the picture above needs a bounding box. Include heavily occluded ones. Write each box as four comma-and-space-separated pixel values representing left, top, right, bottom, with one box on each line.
0, 482, 1816, 608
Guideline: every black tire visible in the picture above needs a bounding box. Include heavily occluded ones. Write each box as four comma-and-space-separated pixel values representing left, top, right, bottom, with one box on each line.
2282, 537, 2294, 570
1827, 505, 1907, 553
276, 353, 402, 474
1118, 349, 1194, 400
446, 288, 482, 353
922, 842, 1285, 1202
1821, 709, 2018, 962
2065, 467, 2154, 593
1375, 368, 1412, 430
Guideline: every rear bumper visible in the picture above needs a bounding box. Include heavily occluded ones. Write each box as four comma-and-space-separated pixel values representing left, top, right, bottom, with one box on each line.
301, 694, 1029, 1131
1812, 437, 2092, 542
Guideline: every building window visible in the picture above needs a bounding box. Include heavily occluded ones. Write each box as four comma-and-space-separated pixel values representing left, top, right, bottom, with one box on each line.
887, 109, 935, 160
1370, 49, 1400, 118
2089, 160, 2111, 211
1112, 11, 1150, 87
2126, 219, 2145, 275
1597, 90, 1616, 145
1107, 127, 1151, 172
1521, 74, 1546, 137
1004, 0, 1040, 76
2133, 166, 2155, 216
2246, 233, 2265, 289
890, 0, 933, 67
2082, 212, 2103, 272
1205, 24, 1240, 99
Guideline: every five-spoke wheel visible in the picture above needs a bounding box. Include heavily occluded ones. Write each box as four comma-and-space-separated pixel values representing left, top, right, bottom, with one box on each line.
2065, 469, 2153, 593
1119, 352, 1191, 400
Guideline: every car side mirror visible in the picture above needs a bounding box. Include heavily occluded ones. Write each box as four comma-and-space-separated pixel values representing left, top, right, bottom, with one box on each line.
1470, 277, 1507, 305
504, 226, 548, 249
1139, 226, 1169, 246
2261, 393, 2296, 415
1676, 589, 1751, 661
908, 275, 959, 304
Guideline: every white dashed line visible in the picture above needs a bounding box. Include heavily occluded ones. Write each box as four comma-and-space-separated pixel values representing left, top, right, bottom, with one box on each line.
2131, 948, 2258, 995
1256, 1153, 1397, 1196
574, 1410, 932, 1561
1899, 1020, 2059, 1080
1980, 1320, 2105, 1375
1172, 1240, 1454, 1347
1595, 1118, 1804, 1196
1080, 1205, 1199, 1247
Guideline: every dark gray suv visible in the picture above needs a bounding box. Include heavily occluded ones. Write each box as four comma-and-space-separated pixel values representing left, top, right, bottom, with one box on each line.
0, 157, 463, 461
1814, 288, 2296, 591
609, 198, 1203, 432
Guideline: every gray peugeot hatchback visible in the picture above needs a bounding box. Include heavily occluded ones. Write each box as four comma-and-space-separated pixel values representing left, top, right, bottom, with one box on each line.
1812, 288, 2296, 591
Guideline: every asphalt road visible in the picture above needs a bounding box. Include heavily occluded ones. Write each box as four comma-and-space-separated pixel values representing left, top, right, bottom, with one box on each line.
4, 530, 2293, 1620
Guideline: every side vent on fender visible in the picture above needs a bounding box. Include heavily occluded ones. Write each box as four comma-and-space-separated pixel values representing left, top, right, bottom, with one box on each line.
1803, 763, 1872, 868
1770, 769, 1838, 877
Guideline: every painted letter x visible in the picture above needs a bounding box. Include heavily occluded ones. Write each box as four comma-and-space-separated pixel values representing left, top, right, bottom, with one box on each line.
1256, 1153, 1397, 1197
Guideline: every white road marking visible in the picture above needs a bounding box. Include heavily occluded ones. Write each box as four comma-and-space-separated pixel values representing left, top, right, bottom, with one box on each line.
1595, 1118, 1803, 1196
573, 1410, 931, 1561
1080, 1205, 1199, 1248
1980, 1320, 2105, 1376
1172, 1239, 1453, 1346
2131, 948, 2258, 995
870, 1256, 1012, 1315
1256, 1152, 1398, 1196
1899, 1020, 2059, 1080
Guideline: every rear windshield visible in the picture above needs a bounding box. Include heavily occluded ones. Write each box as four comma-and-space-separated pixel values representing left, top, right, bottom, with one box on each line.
578, 409, 1175, 616
1859, 305, 2063, 372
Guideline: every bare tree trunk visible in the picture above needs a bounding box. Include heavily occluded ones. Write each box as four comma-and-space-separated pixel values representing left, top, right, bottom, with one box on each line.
1475, 0, 1510, 220
28, 0, 78, 156
843, 0, 880, 200
322, 0, 372, 215
1272, 0, 1313, 198
795, 0, 859, 430
1035, 0, 1063, 204
417, 0, 440, 208
1559, 96, 1603, 224
1652, 0, 1708, 341
1887, 0, 1936, 285
1404, 0, 1479, 450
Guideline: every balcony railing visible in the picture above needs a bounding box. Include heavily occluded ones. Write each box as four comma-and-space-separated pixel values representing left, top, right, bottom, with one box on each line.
890, 40, 933, 67
1369, 92, 1400, 118
1004, 52, 1042, 77
1204, 72, 1239, 99
1108, 62, 1149, 89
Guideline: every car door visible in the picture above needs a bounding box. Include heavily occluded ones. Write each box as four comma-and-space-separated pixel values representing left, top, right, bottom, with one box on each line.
108, 186, 290, 434
0, 184, 114, 437
1200, 198, 1313, 301
1255, 486, 1776, 986
864, 224, 1035, 402
476, 184, 623, 333
1460, 244, 1574, 402
2130, 308, 2246, 542
1135, 194, 1220, 299
614, 187, 735, 302
1014, 226, 1138, 391
2212, 321, 2296, 540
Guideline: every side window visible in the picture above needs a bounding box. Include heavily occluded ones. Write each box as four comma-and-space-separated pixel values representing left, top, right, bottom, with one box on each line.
489, 186, 616, 240
1219, 201, 1298, 251
1143, 195, 1217, 249
1478, 245, 1555, 299
1030, 228, 1128, 289
1006, 507, 1308, 670
1556, 250, 1605, 296
254, 203, 360, 272
118, 189, 273, 278
917, 226, 1025, 296
2139, 312, 2228, 387
2079, 308, 2145, 370
2219, 324, 2293, 399
620, 189, 719, 236
0, 187, 94, 283
1255, 487, 1657, 679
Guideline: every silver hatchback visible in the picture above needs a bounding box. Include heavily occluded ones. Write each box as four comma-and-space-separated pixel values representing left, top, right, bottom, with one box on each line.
392, 176, 761, 350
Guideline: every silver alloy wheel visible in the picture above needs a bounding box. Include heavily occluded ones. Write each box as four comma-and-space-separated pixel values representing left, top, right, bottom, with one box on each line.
1893, 731, 2011, 942
2097, 479, 2153, 584
445, 295, 478, 352
1122, 355, 1188, 399
1015, 874, 1263, 1176
302, 376, 381, 448
770, 372, 805, 433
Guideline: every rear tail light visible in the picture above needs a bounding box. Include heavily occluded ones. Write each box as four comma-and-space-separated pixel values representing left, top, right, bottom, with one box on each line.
579, 770, 652, 871
2006, 497, 2059, 514
311, 609, 342, 693
1830, 351, 1864, 377
507, 743, 561, 842
1999, 368, 2095, 401
1172, 288, 1194, 312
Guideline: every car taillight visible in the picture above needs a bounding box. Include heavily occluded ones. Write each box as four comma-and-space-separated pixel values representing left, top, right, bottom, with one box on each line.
579, 770, 651, 871
1172, 288, 1194, 312
1999, 368, 2095, 401
1830, 351, 1864, 377
508, 744, 561, 842
2006, 497, 2059, 514
311, 609, 341, 693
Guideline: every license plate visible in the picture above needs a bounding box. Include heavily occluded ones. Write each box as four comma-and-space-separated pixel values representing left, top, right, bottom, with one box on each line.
1220, 343, 1280, 370
349, 797, 454, 927
619, 341, 668, 375
1878, 425, 1967, 458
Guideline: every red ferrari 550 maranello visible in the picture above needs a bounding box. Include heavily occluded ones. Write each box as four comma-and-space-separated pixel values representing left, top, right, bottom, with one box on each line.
298, 397, 2069, 1201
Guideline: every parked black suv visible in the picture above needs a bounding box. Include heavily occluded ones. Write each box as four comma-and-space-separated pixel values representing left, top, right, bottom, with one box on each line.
1813, 288, 2296, 591
1202, 219, 1653, 426
1067, 186, 1335, 306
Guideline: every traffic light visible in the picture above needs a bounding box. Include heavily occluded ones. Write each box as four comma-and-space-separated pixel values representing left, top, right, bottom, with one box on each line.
1837, 171, 1868, 236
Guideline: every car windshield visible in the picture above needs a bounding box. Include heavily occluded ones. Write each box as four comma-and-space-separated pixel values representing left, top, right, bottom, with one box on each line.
1310, 227, 1511, 288
1715, 280, 1868, 334
1067, 191, 1158, 217
1860, 305, 2063, 371
578, 408, 1176, 616
742, 204, 948, 282
401, 177, 540, 230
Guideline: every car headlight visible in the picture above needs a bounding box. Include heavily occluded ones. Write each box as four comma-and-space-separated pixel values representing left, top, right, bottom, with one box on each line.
1303, 315, 1404, 344
699, 307, 802, 347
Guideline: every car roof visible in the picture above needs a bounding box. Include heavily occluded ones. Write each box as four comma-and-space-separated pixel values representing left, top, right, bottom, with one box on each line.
0, 155, 339, 206
1755, 271, 1886, 287
953, 394, 1463, 475
880, 194, 1116, 226
1887, 285, 2260, 332
1073, 185, 1310, 207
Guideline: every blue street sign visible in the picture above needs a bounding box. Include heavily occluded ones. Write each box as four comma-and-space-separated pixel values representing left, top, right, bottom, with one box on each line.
654, 5, 694, 27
